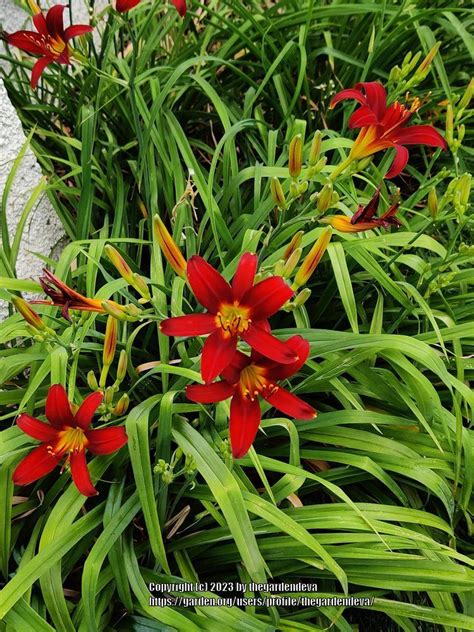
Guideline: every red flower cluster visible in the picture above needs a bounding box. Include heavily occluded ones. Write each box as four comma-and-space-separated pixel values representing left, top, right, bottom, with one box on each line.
6, 5, 92, 89
13, 385, 127, 496
330, 81, 447, 178
161, 253, 316, 458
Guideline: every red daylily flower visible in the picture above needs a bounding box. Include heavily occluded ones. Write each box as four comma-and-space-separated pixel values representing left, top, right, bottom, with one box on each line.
13, 385, 128, 497
187, 336, 316, 458
322, 189, 401, 232
160, 253, 298, 383
116, 0, 187, 16
35, 269, 123, 321
330, 81, 447, 178
6, 5, 93, 89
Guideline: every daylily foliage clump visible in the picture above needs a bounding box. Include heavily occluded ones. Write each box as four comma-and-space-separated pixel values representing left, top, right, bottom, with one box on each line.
1, 1, 473, 630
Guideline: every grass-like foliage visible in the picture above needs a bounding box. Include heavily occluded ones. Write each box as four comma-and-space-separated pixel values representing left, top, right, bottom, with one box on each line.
0, 1, 473, 630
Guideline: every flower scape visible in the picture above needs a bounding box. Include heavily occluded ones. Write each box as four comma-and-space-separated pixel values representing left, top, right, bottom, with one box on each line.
0, 1, 473, 630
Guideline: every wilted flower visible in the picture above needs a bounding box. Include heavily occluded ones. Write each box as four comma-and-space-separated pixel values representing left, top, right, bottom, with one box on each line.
330, 81, 447, 178
321, 189, 401, 232
160, 253, 297, 383
116, 0, 187, 16
13, 385, 127, 497
186, 336, 316, 458
5, 4, 92, 89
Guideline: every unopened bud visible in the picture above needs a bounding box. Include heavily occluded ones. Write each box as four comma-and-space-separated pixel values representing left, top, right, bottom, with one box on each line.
389, 65, 402, 83
273, 260, 285, 276
293, 226, 332, 289
131, 273, 151, 301
293, 288, 311, 307
153, 215, 187, 277
104, 386, 115, 405
105, 245, 134, 285
308, 131, 322, 166
317, 183, 334, 213
356, 156, 373, 171
368, 25, 375, 54
117, 349, 128, 382
416, 42, 440, 77
458, 124, 465, 143
283, 231, 303, 261
103, 315, 117, 367
298, 181, 309, 195
427, 187, 438, 218
289, 181, 300, 198
457, 78, 474, 113
114, 393, 130, 416
288, 134, 303, 178
270, 177, 287, 210
283, 247, 302, 277
446, 103, 454, 146
308, 156, 327, 177
11, 296, 46, 331
87, 370, 99, 391
102, 300, 129, 321
457, 173, 471, 207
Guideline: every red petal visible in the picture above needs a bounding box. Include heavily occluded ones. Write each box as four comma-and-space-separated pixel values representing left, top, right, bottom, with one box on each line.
17, 414, 58, 442
351, 189, 380, 223
329, 88, 366, 109
264, 387, 316, 419
356, 82, 387, 121
45, 384, 74, 428
201, 329, 237, 383
265, 335, 311, 380
242, 323, 297, 364
45, 4, 65, 38
160, 313, 216, 337
172, 0, 187, 16
64, 24, 93, 41
74, 391, 103, 430
186, 256, 232, 313
33, 12, 48, 36
186, 381, 234, 403
392, 125, 447, 149
349, 105, 379, 129
229, 391, 261, 459
116, 0, 141, 11
30, 56, 52, 89
7, 31, 45, 55
242, 276, 293, 320
221, 350, 251, 384
232, 253, 258, 301
86, 426, 128, 455
69, 450, 97, 497
12, 444, 58, 486
385, 145, 409, 179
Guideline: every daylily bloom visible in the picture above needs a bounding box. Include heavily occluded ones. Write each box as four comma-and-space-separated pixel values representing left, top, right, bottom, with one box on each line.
35, 269, 124, 321
321, 189, 401, 233
116, 0, 187, 16
187, 336, 316, 458
13, 384, 128, 496
330, 81, 447, 178
160, 253, 298, 383
6, 5, 93, 89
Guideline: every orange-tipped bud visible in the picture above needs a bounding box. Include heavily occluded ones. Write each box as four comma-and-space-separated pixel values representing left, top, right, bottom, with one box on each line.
283, 247, 302, 277
153, 215, 187, 278
309, 131, 322, 166
105, 245, 134, 285
11, 296, 46, 331
283, 231, 304, 261
116, 349, 128, 382
270, 177, 287, 210
289, 134, 303, 178
317, 182, 334, 212
293, 227, 332, 289
103, 316, 117, 367
132, 273, 151, 302
102, 300, 129, 321
114, 393, 130, 416
417, 42, 440, 76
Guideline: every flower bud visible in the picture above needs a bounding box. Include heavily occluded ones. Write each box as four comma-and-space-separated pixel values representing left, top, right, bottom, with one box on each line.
283, 230, 303, 261
87, 370, 99, 391
298, 181, 309, 195
289, 181, 300, 199
457, 173, 471, 207
308, 156, 327, 177
103, 316, 117, 367
389, 65, 402, 83
11, 296, 46, 331
114, 393, 130, 416
102, 300, 128, 321
316, 182, 334, 213
27, 0, 41, 14
105, 244, 134, 285
153, 215, 187, 278
270, 177, 287, 210
283, 247, 302, 277
445, 103, 454, 146
273, 260, 285, 276
416, 42, 440, 77
457, 78, 474, 113
294, 288, 311, 307
117, 349, 128, 382
131, 273, 151, 302
288, 134, 303, 178
308, 131, 321, 166
104, 386, 115, 405
427, 187, 438, 218
293, 227, 332, 289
